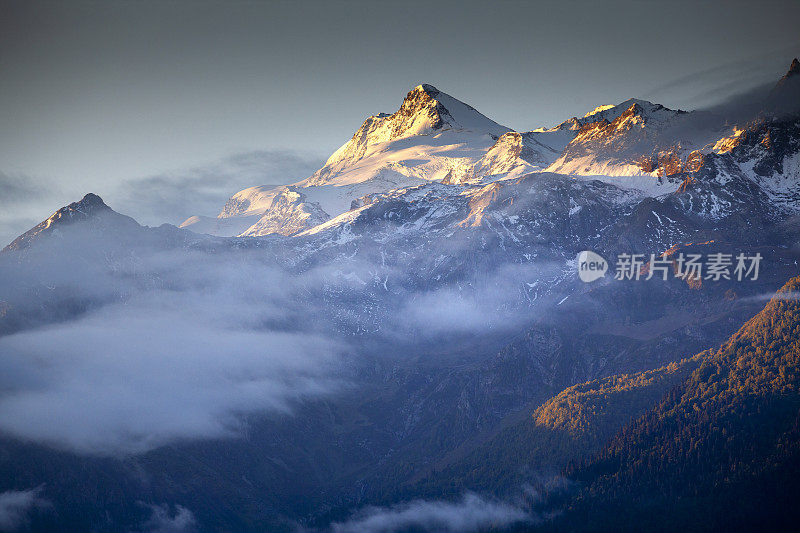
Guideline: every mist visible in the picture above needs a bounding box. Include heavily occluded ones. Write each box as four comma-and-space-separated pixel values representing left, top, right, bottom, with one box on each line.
0, 219, 348, 455
0, 196, 561, 456
0, 304, 341, 455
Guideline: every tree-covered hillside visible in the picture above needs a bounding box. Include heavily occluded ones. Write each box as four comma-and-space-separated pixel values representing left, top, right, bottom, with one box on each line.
547, 276, 800, 531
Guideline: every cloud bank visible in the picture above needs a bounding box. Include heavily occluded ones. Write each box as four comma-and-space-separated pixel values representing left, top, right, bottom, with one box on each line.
0, 189, 560, 457
0, 227, 344, 456
0, 303, 340, 455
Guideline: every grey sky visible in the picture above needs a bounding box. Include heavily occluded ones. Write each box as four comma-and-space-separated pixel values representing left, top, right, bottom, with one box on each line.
1, 0, 799, 242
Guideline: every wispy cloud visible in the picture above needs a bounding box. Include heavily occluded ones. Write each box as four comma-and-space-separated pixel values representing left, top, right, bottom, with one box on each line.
644, 45, 800, 110
0, 149, 324, 247
740, 291, 800, 303
0, 172, 45, 203
110, 149, 324, 226
330, 493, 529, 533
0, 171, 64, 248
0, 487, 49, 532
138, 503, 197, 533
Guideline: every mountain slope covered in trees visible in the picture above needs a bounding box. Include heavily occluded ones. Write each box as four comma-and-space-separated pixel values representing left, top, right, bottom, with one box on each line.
541, 276, 800, 531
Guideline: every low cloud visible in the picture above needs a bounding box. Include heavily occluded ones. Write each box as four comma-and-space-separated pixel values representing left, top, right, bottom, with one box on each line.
330, 493, 529, 533
0, 193, 564, 457
396, 260, 565, 337
0, 304, 340, 456
740, 291, 800, 303
0, 229, 344, 456
0, 487, 49, 532
138, 504, 197, 533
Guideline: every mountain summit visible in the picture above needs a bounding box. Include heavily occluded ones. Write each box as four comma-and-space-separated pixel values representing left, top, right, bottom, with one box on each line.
181, 82, 517, 237
307, 83, 510, 182
400, 84, 509, 136
376, 83, 509, 139
776, 57, 800, 87
3, 193, 140, 252
768, 58, 800, 116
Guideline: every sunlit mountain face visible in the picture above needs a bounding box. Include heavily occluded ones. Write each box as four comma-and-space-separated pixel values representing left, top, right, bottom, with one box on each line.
2, 3, 800, 530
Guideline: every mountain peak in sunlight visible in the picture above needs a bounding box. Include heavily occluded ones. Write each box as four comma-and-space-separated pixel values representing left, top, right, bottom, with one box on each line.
391, 82, 509, 138
295, 82, 510, 190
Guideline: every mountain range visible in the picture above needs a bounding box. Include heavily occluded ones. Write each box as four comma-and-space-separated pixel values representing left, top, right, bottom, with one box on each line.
178, 58, 799, 241
0, 59, 799, 531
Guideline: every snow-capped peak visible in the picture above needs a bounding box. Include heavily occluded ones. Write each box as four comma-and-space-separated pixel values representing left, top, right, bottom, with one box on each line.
407, 84, 509, 136
585, 98, 682, 125
545, 98, 681, 133
308, 84, 510, 180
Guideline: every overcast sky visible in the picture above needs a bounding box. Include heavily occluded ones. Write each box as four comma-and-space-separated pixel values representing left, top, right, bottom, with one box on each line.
1, 0, 799, 242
